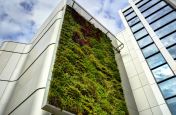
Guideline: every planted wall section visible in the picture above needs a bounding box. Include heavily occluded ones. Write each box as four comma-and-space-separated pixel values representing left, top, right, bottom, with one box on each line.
48, 6, 128, 115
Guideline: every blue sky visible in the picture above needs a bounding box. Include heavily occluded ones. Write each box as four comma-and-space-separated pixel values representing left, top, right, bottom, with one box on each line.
0, 0, 128, 43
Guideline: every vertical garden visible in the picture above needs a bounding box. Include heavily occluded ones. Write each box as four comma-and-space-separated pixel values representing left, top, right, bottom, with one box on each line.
48, 6, 128, 115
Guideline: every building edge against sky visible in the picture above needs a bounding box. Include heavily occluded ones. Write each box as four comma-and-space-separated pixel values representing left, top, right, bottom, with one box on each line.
118, 0, 176, 115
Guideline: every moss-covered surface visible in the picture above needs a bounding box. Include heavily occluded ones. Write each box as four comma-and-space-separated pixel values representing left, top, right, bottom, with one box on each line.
48, 6, 128, 115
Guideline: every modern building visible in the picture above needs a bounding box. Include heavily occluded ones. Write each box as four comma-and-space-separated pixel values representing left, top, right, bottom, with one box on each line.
118, 0, 176, 114
0, 0, 176, 115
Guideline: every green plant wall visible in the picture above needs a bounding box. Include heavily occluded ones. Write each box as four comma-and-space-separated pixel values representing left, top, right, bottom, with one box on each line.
48, 6, 128, 115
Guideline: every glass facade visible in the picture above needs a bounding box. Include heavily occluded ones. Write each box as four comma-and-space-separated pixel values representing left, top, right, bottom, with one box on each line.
141, 0, 176, 62
139, 0, 160, 12
142, 1, 166, 17
134, 28, 148, 40
131, 22, 143, 32
123, 1, 176, 113
152, 64, 174, 82
167, 97, 176, 115
146, 6, 173, 24
159, 78, 176, 98
161, 32, 176, 48
138, 36, 153, 48
142, 44, 158, 58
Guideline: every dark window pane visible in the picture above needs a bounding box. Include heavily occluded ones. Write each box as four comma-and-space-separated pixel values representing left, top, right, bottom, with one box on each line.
155, 21, 176, 38
128, 17, 140, 26
126, 12, 136, 21
134, 28, 148, 40
139, 0, 160, 12
168, 46, 176, 59
151, 11, 176, 30
167, 97, 176, 115
152, 64, 174, 82
143, 1, 166, 17
123, 8, 133, 16
161, 33, 176, 47
136, 0, 150, 8
146, 6, 173, 24
159, 78, 176, 98
146, 53, 166, 69
131, 22, 143, 32
142, 44, 158, 58
138, 36, 153, 48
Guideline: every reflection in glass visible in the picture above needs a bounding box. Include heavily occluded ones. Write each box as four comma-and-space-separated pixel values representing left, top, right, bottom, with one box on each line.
152, 64, 174, 82
123, 8, 133, 16
151, 11, 176, 30
146, 53, 165, 69
139, 0, 160, 12
146, 6, 173, 23
128, 17, 140, 26
161, 33, 176, 47
168, 46, 176, 59
131, 22, 143, 32
143, 1, 166, 17
136, 0, 150, 8
134, 28, 148, 40
156, 21, 176, 38
142, 44, 158, 58
167, 97, 176, 115
126, 12, 136, 21
159, 78, 176, 98
138, 36, 153, 48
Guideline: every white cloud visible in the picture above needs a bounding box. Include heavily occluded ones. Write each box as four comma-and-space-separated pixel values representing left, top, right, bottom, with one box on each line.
0, 0, 61, 43
76, 0, 128, 34
0, 0, 128, 43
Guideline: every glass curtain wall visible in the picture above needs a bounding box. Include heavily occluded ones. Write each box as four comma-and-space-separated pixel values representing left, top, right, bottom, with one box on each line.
123, 4, 176, 114
138, 0, 176, 60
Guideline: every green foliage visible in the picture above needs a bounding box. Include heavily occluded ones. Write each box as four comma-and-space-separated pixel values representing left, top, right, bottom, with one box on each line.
48, 6, 128, 115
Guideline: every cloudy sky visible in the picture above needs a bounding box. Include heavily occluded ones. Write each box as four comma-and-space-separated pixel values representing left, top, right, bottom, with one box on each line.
0, 0, 128, 43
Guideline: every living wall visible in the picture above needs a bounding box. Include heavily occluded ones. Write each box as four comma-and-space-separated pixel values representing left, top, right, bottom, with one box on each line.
48, 6, 128, 115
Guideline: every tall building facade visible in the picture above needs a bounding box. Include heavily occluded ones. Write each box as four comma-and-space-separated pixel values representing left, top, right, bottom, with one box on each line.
118, 0, 176, 114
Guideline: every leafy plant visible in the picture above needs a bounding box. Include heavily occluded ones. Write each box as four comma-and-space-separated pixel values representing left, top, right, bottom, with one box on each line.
48, 6, 128, 115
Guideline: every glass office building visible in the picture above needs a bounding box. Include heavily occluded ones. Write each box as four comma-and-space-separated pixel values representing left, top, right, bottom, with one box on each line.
118, 0, 176, 114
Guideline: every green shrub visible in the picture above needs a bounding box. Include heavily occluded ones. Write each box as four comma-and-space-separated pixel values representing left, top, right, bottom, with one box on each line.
48, 6, 128, 115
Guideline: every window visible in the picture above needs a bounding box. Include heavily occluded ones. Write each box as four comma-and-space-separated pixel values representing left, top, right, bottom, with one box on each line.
146, 6, 173, 24
134, 28, 148, 40
151, 11, 176, 30
126, 12, 136, 21
161, 33, 176, 47
128, 17, 140, 26
159, 78, 176, 98
136, 0, 150, 8
146, 53, 166, 69
138, 36, 153, 48
152, 64, 174, 82
123, 8, 133, 16
167, 97, 176, 115
139, 0, 161, 12
131, 22, 143, 32
142, 44, 158, 58
155, 21, 176, 38
168, 46, 176, 59
142, 1, 166, 17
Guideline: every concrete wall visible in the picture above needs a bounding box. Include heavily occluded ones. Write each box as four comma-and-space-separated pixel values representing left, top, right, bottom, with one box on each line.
0, 0, 67, 114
